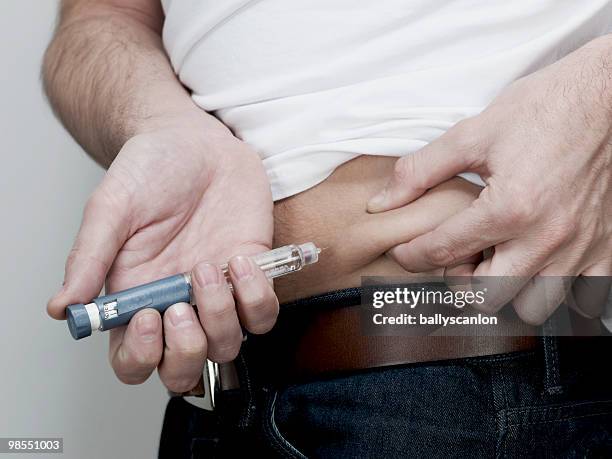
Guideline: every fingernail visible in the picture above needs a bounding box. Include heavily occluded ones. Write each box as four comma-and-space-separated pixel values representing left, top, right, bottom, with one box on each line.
168, 303, 194, 328
230, 256, 253, 280
194, 263, 220, 288
367, 187, 387, 211
136, 313, 159, 342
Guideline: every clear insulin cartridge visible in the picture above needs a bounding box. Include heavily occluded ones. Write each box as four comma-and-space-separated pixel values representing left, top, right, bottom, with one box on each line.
66, 242, 321, 340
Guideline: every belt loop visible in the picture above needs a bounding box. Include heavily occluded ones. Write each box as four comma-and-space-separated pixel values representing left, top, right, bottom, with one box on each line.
540, 320, 563, 396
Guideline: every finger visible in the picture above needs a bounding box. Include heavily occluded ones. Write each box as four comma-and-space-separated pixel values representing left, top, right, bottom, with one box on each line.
465, 240, 547, 314
367, 120, 484, 213
444, 253, 483, 278
109, 309, 163, 385
388, 201, 506, 272
440, 254, 483, 310
229, 256, 279, 335
192, 262, 243, 363
158, 303, 208, 393
571, 261, 612, 319
47, 185, 131, 319
512, 270, 573, 326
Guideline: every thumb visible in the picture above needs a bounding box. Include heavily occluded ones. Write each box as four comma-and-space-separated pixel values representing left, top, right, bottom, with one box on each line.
367, 120, 484, 213
47, 187, 131, 319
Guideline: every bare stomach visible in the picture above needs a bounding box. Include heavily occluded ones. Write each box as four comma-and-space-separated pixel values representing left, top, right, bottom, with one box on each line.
272, 155, 482, 303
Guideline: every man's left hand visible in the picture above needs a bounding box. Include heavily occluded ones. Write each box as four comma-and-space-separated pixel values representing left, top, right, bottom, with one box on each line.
368, 35, 612, 324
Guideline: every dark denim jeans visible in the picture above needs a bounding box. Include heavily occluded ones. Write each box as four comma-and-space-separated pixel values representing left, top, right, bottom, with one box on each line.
159, 289, 612, 458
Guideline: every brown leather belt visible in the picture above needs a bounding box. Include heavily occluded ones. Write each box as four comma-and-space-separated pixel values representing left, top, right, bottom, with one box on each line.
285, 304, 538, 379
183, 296, 605, 402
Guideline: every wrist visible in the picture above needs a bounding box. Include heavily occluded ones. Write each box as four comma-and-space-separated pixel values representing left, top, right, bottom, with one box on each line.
132, 106, 238, 157
125, 106, 261, 172
133, 104, 230, 140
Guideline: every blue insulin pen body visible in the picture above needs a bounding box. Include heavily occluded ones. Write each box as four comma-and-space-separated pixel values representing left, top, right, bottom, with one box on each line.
65, 242, 320, 340
66, 274, 191, 340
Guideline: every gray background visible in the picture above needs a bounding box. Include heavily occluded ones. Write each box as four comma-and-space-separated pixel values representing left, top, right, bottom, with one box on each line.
0, 2, 167, 458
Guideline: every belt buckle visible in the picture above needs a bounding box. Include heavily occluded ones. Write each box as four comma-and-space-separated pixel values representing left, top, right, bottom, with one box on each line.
177, 359, 220, 411
172, 359, 241, 410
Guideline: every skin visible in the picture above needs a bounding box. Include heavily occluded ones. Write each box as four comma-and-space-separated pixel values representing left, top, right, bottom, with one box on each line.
44, 0, 277, 393
368, 35, 612, 325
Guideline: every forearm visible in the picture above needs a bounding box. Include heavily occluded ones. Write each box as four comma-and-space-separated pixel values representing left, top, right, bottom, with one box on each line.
43, 1, 223, 167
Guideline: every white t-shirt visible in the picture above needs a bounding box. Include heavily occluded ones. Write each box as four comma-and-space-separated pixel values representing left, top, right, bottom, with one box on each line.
161, 0, 612, 201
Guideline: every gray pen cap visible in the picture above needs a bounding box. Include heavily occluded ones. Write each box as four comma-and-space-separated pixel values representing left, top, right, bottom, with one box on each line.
66, 303, 93, 340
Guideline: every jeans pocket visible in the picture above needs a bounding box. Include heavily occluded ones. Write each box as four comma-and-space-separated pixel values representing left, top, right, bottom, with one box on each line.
261, 389, 308, 459
497, 399, 612, 458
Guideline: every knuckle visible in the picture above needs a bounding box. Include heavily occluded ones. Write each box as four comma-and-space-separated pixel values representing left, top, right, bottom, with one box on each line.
450, 119, 482, 155
393, 156, 410, 182
426, 239, 456, 266
239, 289, 269, 313
114, 340, 160, 370
551, 216, 575, 241
202, 301, 235, 322
542, 224, 572, 251
393, 156, 419, 188
394, 154, 427, 193
387, 245, 408, 267
132, 349, 159, 368
502, 196, 535, 226
175, 338, 207, 360
177, 346, 206, 361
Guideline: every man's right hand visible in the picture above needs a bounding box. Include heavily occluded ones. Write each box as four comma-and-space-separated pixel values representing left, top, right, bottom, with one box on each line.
47, 113, 277, 393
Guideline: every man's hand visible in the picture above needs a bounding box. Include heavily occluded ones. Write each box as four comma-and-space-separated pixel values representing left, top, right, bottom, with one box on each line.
367, 35, 612, 325
44, 0, 278, 392
47, 115, 277, 392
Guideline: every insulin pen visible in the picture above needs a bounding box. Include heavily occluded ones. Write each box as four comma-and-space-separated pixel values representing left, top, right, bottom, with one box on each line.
66, 242, 321, 340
